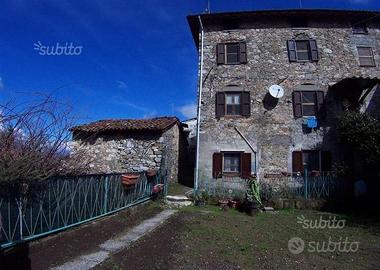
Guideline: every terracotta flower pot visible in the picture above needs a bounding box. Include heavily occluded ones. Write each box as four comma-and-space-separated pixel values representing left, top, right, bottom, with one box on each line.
228, 199, 240, 209
152, 184, 164, 194
121, 174, 139, 187
218, 199, 229, 208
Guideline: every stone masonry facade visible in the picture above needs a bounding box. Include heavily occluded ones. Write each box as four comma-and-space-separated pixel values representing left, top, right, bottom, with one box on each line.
188, 10, 380, 183
71, 118, 187, 183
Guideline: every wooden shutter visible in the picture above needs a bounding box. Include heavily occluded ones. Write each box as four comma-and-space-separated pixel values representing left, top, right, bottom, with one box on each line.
241, 92, 251, 117
309, 40, 319, 61
241, 153, 251, 178
212, 153, 223, 178
321, 151, 332, 172
239, 42, 247, 64
292, 91, 302, 118
287, 40, 297, 62
217, 43, 225, 65
292, 151, 304, 173
316, 91, 325, 118
215, 92, 225, 118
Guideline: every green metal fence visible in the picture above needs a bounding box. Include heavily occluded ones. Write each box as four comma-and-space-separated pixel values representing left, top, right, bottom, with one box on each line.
198, 173, 344, 200
0, 171, 167, 249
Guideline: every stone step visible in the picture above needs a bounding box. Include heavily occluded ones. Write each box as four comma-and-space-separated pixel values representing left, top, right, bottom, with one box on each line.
166, 200, 193, 208
166, 195, 191, 202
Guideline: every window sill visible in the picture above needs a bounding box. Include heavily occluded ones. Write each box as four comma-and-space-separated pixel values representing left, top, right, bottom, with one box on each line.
291, 27, 309, 30
222, 172, 241, 177
290, 60, 318, 63
218, 63, 246, 66
222, 115, 244, 118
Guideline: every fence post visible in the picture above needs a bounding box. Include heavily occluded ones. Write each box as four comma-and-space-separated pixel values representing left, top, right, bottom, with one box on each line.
104, 176, 109, 214
17, 198, 23, 241
304, 167, 308, 200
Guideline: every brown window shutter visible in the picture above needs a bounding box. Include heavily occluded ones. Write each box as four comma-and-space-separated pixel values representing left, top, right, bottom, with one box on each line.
212, 153, 223, 178
292, 91, 302, 118
316, 91, 325, 118
287, 40, 297, 62
241, 92, 251, 117
309, 40, 319, 61
217, 43, 225, 65
292, 151, 304, 173
241, 153, 251, 178
321, 151, 332, 172
215, 92, 225, 118
239, 42, 247, 64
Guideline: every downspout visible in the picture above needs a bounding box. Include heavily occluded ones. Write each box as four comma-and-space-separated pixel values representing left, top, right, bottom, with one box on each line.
195, 15, 204, 190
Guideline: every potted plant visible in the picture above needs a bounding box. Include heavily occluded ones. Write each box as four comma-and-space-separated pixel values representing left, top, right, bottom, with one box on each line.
194, 190, 209, 207
243, 178, 263, 216
121, 174, 139, 187
228, 198, 241, 209
218, 198, 229, 207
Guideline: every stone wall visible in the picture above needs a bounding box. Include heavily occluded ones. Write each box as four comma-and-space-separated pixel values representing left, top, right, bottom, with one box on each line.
197, 18, 380, 182
71, 124, 184, 183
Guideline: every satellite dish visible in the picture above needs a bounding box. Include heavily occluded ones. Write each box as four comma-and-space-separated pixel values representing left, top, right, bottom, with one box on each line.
269, 85, 284, 99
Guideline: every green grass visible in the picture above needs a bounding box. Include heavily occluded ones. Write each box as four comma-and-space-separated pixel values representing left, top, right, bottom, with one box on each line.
176, 205, 380, 269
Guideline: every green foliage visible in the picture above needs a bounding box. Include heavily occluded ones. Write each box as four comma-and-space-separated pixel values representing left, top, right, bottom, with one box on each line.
246, 178, 263, 207
337, 111, 380, 166
193, 189, 209, 203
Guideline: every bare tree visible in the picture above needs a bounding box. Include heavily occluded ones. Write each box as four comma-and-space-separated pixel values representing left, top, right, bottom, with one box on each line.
0, 94, 92, 183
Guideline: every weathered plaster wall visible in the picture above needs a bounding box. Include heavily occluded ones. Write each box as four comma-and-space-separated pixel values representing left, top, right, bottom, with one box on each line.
198, 19, 380, 182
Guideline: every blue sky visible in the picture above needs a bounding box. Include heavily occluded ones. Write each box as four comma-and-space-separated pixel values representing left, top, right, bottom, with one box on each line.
0, 0, 379, 124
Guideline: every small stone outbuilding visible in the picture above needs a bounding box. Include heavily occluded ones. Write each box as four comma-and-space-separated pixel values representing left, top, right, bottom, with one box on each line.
70, 117, 188, 183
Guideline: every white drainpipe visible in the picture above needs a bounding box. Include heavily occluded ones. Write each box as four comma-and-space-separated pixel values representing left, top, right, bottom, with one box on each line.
195, 15, 204, 190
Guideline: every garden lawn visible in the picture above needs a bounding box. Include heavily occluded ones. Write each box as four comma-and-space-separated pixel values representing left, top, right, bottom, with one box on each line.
97, 205, 380, 270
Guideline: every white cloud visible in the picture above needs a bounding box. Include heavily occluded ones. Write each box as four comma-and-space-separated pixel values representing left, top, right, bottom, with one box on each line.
0, 77, 4, 90
116, 80, 127, 89
177, 103, 197, 119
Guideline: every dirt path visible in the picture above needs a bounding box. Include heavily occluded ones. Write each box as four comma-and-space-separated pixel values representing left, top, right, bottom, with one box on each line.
0, 202, 163, 270
51, 209, 176, 270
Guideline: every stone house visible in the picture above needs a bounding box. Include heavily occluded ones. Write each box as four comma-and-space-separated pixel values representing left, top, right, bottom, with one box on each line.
70, 117, 189, 183
187, 9, 380, 185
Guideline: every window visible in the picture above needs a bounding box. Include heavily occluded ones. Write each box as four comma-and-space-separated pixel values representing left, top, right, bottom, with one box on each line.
217, 42, 247, 65
352, 23, 368, 34
216, 92, 250, 118
357, 47, 376, 67
212, 152, 252, 178
226, 43, 239, 64
295, 41, 311, 61
287, 40, 319, 62
292, 150, 331, 173
223, 153, 241, 173
226, 93, 241, 115
292, 91, 324, 118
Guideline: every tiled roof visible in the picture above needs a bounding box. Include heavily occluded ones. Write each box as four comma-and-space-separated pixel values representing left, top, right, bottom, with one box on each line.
70, 117, 181, 133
